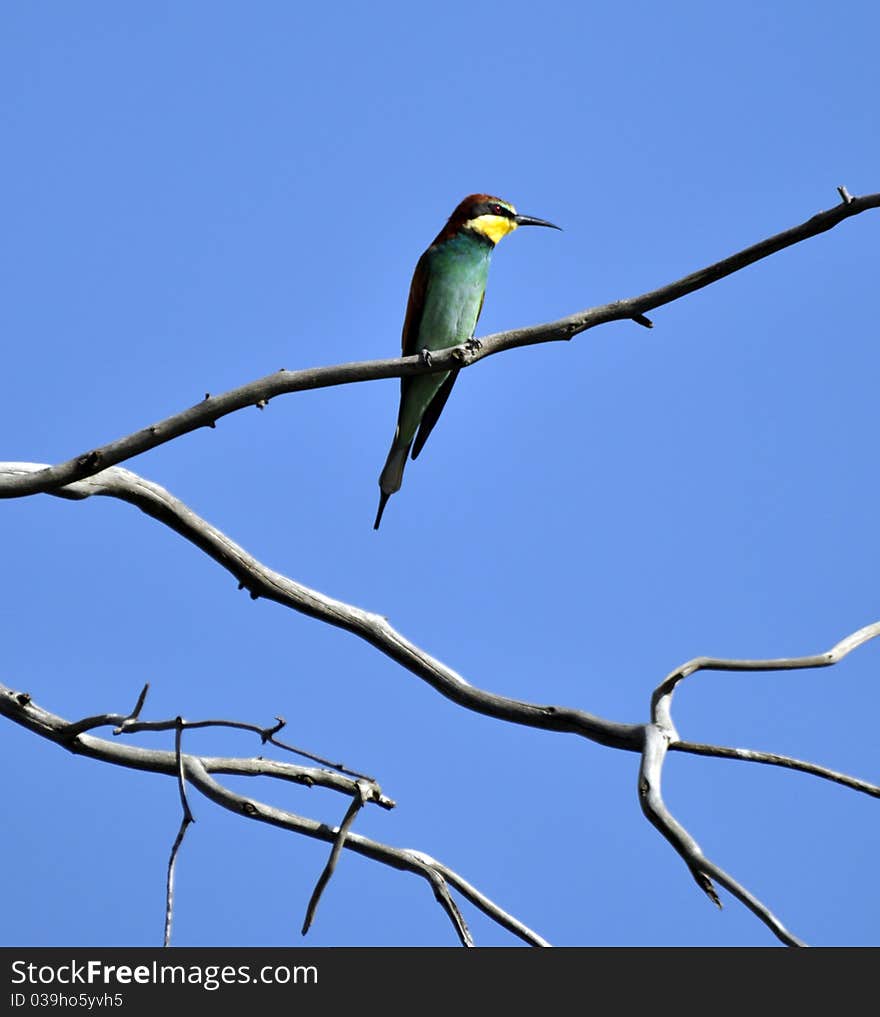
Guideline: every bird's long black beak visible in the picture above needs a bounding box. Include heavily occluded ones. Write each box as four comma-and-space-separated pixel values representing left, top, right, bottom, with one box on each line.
514, 213, 562, 230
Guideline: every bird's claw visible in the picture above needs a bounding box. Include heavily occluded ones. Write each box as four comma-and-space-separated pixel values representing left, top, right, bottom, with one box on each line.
452, 337, 483, 363
419, 349, 433, 366
453, 337, 483, 363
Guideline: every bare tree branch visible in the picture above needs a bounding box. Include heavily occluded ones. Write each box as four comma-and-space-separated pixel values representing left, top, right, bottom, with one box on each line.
1, 189, 875, 500
0, 461, 643, 752
423, 868, 474, 947
164, 815, 192, 949
5, 181, 878, 947
652, 621, 880, 730
165, 719, 194, 948
129, 682, 150, 720
5, 458, 880, 944
638, 725, 806, 947
185, 758, 549, 945
640, 624, 880, 946
301, 781, 370, 936
673, 742, 880, 799
173, 718, 194, 822
43, 695, 394, 805
113, 716, 376, 781
0, 681, 549, 947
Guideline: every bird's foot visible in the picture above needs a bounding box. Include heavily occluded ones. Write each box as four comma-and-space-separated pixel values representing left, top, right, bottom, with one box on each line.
419, 348, 434, 366
454, 336, 483, 363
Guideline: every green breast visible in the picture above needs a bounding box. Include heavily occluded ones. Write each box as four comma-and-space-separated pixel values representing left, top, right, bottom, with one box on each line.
394, 232, 493, 450
418, 232, 492, 351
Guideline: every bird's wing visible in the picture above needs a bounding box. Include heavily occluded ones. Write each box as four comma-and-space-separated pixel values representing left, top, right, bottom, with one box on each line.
411, 290, 484, 461
411, 369, 459, 460
401, 247, 432, 358
395, 247, 433, 431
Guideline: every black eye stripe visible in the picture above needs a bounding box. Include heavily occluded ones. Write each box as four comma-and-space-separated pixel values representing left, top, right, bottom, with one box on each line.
475, 201, 512, 219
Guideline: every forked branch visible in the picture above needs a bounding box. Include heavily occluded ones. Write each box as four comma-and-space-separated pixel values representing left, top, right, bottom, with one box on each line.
3, 460, 879, 944
0, 681, 549, 947
638, 623, 880, 946
4, 187, 879, 945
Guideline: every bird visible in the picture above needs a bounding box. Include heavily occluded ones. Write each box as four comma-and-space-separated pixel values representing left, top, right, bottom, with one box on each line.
373, 193, 560, 529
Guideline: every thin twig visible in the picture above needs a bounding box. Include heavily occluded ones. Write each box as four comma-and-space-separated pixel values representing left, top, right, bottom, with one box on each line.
174, 719, 194, 823
1, 191, 876, 500
673, 741, 880, 798
638, 725, 806, 946
129, 683, 150, 720
64, 682, 149, 740
185, 758, 550, 947
116, 715, 373, 780
165, 719, 194, 947
266, 730, 371, 780
164, 815, 192, 948
47, 690, 386, 795
6, 684, 394, 807
652, 621, 880, 729
423, 868, 473, 947
430, 859, 551, 946
301, 781, 370, 935
0, 682, 546, 946
6, 687, 395, 807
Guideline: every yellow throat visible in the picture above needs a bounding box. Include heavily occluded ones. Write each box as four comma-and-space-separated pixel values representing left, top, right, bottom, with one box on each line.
464, 211, 518, 245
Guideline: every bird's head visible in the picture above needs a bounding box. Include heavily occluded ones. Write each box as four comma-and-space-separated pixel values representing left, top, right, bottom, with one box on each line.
442, 193, 561, 245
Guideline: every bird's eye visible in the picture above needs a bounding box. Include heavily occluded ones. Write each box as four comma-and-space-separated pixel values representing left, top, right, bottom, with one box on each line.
491, 204, 504, 215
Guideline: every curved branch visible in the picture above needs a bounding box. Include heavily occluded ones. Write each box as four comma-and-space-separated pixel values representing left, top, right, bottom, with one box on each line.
1, 189, 875, 500
0, 461, 643, 752
639, 725, 806, 947
422, 868, 474, 947
186, 759, 549, 945
165, 719, 194, 947
673, 741, 880, 799
302, 780, 370, 936
110, 715, 377, 782
0, 682, 394, 806
4, 461, 880, 945
0, 681, 549, 947
641, 624, 880, 945
651, 622, 880, 730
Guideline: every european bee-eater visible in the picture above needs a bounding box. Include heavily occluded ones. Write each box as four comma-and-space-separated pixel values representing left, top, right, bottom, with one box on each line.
373, 193, 560, 529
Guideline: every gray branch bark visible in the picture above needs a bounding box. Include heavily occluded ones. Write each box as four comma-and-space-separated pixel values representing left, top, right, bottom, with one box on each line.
5, 189, 879, 946
0, 681, 549, 947
1, 189, 875, 500
0, 461, 640, 751
3, 460, 879, 944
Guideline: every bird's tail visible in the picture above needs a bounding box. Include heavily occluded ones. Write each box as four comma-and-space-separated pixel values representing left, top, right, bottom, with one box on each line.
374, 440, 411, 530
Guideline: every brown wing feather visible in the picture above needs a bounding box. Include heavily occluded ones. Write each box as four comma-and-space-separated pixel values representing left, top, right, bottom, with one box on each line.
401, 248, 432, 358
395, 246, 433, 437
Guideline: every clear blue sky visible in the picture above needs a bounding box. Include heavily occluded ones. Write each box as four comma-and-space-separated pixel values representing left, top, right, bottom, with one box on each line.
2, 1, 879, 947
